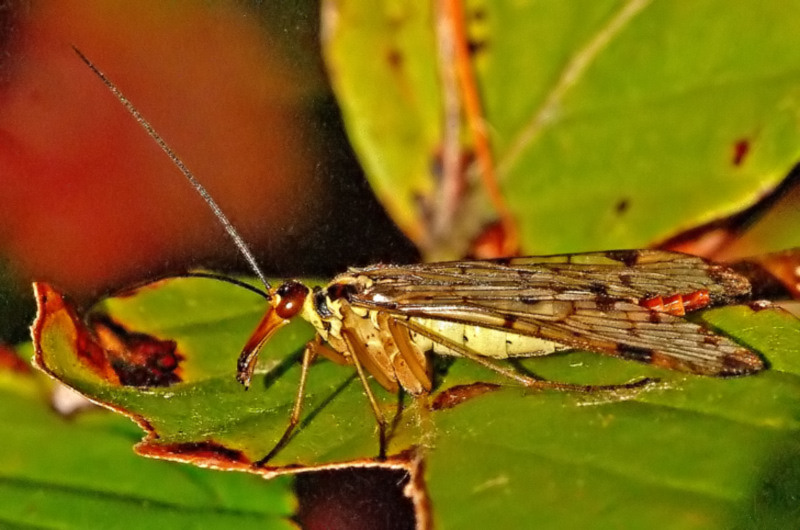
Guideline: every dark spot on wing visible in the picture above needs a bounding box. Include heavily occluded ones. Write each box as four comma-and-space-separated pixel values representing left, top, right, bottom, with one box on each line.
606, 250, 641, 267
615, 198, 630, 214
503, 315, 518, 328
617, 345, 654, 363
619, 272, 634, 287
589, 282, 609, 296
595, 296, 616, 313
720, 349, 765, 375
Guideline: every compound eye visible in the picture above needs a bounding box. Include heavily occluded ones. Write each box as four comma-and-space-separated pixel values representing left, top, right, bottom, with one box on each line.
275, 281, 309, 319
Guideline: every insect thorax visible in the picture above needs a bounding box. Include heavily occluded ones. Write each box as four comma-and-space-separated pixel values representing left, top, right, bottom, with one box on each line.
299, 274, 371, 344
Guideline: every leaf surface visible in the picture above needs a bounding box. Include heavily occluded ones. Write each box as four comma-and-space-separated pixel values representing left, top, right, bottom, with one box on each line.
31, 277, 800, 528
0, 344, 295, 530
323, 0, 800, 257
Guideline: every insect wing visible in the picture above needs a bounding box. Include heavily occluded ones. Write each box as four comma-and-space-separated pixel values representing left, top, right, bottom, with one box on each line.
345, 250, 762, 376
352, 250, 751, 305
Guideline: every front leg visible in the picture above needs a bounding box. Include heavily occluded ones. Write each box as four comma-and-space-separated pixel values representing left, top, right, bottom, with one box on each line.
254, 336, 320, 466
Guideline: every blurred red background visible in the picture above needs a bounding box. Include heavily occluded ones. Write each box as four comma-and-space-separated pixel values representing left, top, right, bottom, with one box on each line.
1, 1, 322, 294
0, 1, 415, 340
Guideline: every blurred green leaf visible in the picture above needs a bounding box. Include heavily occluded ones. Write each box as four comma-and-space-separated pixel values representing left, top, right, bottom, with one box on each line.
0, 345, 295, 530
324, 0, 800, 258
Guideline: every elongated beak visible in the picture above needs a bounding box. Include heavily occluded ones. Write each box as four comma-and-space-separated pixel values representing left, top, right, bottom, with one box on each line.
236, 306, 289, 388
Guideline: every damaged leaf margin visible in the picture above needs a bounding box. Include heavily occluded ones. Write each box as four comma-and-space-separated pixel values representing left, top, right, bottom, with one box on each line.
30, 282, 426, 477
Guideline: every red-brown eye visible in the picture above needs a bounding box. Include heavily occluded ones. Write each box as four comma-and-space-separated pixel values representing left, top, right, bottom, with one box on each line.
275, 281, 309, 319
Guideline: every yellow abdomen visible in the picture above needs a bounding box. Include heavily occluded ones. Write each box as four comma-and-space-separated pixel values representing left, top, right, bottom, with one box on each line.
408, 318, 565, 359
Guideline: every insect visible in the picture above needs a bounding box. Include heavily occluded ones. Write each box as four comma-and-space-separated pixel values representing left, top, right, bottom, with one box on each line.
73, 47, 766, 464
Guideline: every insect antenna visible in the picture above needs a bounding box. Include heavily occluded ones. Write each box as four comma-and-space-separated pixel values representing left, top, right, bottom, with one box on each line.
176, 271, 271, 299
71, 45, 273, 297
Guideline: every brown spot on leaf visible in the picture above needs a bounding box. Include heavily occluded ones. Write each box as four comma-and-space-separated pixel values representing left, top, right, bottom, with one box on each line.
431, 382, 501, 410
32, 284, 183, 388
91, 316, 183, 387
386, 48, 403, 69
615, 198, 630, 214
31, 284, 121, 384
732, 139, 750, 166
170, 441, 248, 462
467, 39, 488, 55
137, 441, 252, 469
469, 7, 487, 21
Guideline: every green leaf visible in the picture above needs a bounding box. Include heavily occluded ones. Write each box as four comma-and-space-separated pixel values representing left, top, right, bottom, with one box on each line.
0, 346, 295, 530
32, 279, 424, 468
427, 306, 800, 528
323, 0, 800, 257
31, 277, 800, 528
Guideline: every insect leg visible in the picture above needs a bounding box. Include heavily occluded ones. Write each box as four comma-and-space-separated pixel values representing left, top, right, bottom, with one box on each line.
313, 342, 350, 365
395, 318, 654, 392
386, 316, 432, 393
341, 329, 389, 459
254, 337, 319, 466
